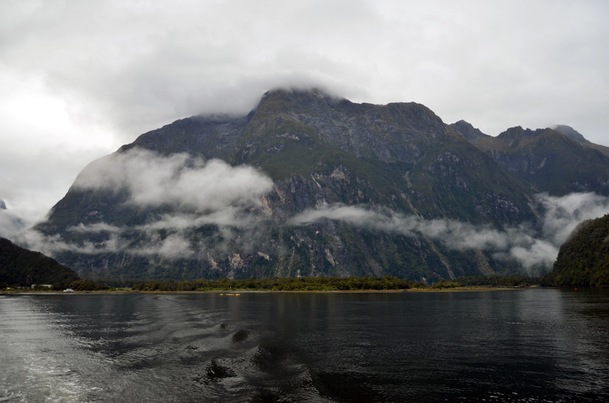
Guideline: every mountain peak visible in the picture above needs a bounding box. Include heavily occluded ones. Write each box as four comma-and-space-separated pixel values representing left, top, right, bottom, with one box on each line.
254, 87, 347, 112
262, 86, 340, 99
0, 199, 6, 210
450, 120, 489, 142
552, 125, 587, 144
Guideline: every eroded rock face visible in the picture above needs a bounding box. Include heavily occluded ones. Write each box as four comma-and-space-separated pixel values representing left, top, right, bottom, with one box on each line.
32, 89, 609, 282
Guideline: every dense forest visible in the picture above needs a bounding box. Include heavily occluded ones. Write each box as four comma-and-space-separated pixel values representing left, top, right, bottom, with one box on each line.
0, 237, 79, 289
131, 275, 538, 292
132, 276, 421, 292
545, 214, 609, 287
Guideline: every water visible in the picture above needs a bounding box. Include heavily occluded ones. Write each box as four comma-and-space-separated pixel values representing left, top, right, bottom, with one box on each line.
1, 289, 608, 402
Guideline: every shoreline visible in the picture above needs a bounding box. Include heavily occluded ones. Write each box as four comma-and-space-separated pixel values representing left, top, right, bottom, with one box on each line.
1, 286, 536, 296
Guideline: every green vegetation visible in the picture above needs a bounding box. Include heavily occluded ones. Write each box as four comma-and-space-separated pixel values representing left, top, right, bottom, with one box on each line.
0, 236, 79, 289
132, 276, 420, 292
454, 275, 539, 287
430, 280, 461, 289
1, 271, 546, 293
67, 279, 108, 291
429, 275, 539, 289
130, 274, 540, 292
544, 214, 609, 287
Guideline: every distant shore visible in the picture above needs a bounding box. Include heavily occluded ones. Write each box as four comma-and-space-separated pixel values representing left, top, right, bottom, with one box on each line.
1, 286, 537, 296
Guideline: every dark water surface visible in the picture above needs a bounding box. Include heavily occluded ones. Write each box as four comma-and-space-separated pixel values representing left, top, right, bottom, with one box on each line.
1, 289, 608, 402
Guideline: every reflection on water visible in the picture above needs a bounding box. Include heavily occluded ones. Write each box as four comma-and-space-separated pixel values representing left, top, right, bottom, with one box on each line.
1, 289, 608, 402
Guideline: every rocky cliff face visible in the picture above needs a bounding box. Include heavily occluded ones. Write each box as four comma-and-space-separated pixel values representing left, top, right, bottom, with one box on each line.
30, 89, 609, 282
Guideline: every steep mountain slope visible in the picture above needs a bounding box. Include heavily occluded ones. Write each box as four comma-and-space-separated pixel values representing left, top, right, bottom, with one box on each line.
30, 89, 609, 282
0, 236, 79, 287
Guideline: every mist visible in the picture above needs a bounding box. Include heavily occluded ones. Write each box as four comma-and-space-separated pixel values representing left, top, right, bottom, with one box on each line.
74, 148, 274, 211
289, 192, 609, 272
21, 148, 276, 259
0, 209, 26, 239
17, 146, 609, 274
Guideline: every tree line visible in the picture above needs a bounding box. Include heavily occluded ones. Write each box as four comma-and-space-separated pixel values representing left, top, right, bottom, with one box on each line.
131, 276, 421, 292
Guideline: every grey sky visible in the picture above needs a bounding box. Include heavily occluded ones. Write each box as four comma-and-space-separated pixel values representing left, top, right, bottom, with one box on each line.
1, 0, 608, 226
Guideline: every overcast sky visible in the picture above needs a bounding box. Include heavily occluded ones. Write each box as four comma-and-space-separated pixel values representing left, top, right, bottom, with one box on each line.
1, 0, 608, 226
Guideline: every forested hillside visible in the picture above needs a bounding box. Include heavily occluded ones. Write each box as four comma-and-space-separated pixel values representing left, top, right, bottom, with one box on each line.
0, 237, 79, 288
546, 214, 609, 287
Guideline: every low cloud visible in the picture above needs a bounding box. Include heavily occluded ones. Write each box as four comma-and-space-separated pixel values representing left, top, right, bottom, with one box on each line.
289, 204, 546, 267
536, 192, 609, 246
68, 222, 122, 234
0, 209, 26, 239
21, 216, 262, 261
130, 233, 195, 260
19, 183, 609, 273
20, 148, 275, 260
289, 192, 609, 272
19, 229, 123, 256
74, 148, 274, 212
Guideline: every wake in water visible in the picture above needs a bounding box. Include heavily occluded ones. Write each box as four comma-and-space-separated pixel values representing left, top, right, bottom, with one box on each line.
2, 291, 609, 402
0, 294, 330, 402
191, 324, 323, 401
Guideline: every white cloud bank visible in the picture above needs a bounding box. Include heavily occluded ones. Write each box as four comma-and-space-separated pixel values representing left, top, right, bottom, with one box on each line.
74, 148, 273, 212
19, 148, 275, 258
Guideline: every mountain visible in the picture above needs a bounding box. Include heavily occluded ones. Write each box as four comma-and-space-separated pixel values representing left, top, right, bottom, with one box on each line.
553, 124, 609, 157
0, 199, 6, 210
30, 88, 609, 282
451, 124, 609, 196
545, 214, 609, 287
0, 236, 79, 288
449, 120, 490, 143
553, 125, 588, 144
